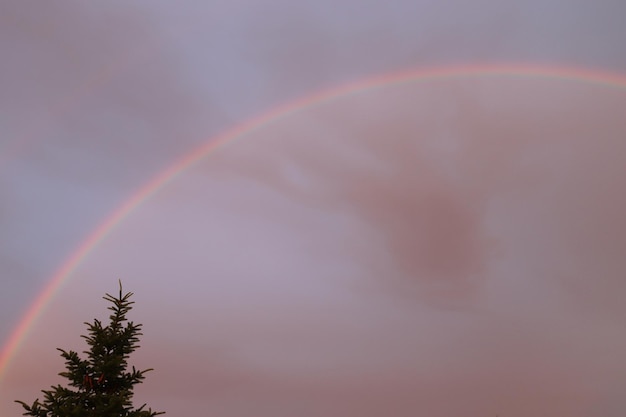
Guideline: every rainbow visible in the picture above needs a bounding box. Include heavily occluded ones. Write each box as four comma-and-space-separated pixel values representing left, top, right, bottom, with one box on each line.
2, 63, 626, 381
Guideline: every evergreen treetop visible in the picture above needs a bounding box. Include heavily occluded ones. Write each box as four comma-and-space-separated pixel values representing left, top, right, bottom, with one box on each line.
16, 281, 164, 417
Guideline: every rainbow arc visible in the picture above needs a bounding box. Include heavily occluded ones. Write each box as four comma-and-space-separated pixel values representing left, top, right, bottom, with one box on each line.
2, 63, 625, 381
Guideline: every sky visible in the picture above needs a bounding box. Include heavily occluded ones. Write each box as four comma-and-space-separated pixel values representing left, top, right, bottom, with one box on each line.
1, 1, 626, 416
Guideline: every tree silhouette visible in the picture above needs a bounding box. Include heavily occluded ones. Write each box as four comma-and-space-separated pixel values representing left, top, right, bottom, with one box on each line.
16, 281, 164, 417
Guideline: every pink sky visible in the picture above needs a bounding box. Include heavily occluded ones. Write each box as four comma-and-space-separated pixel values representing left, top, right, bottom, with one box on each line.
2, 1, 626, 416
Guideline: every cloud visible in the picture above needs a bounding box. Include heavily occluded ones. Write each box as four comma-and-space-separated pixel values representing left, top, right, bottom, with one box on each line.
200, 75, 626, 314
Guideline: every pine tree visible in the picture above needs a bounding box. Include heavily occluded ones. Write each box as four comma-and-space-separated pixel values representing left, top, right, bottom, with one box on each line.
16, 281, 164, 417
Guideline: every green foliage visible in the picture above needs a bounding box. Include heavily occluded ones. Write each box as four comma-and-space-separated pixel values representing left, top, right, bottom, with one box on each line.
16, 281, 164, 417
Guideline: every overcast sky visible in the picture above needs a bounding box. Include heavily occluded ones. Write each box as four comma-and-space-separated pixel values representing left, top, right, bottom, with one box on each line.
2, 1, 626, 416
